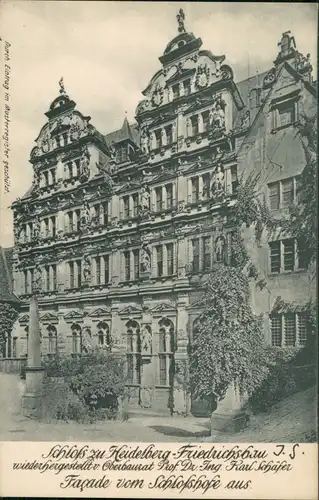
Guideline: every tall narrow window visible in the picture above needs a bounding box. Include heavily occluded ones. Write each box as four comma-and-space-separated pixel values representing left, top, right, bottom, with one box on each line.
172, 84, 180, 99
132, 194, 139, 217
69, 262, 74, 288
165, 125, 173, 145
77, 260, 82, 288
103, 255, 109, 284
282, 178, 294, 208
156, 246, 163, 277
298, 314, 307, 346
271, 315, 282, 346
231, 166, 239, 194
202, 173, 210, 199
203, 236, 211, 271
268, 182, 280, 210
278, 101, 295, 127
155, 129, 162, 149
159, 356, 167, 385
284, 314, 296, 346
166, 183, 173, 208
75, 210, 81, 232
43, 171, 49, 187
133, 250, 140, 280
191, 115, 199, 136
124, 251, 130, 281
191, 177, 199, 203
44, 218, 49, 238
202, 110, 210, 132
192, 239, 200, 272
269, 241, 281, 273
52, 265, 57, 290
44, 266, 50, 291
75, 159, 81, 177
67, 163, 73, 179
183, 79, 191, 96
94, 204, 101, 224
283, 239, 294, 271
102, 202, 108, 225
123, 196, 130, 219
96, 257, 101, 284
167, 243, 174, 276
23, 270, 28, 293
155, 187, 163, 211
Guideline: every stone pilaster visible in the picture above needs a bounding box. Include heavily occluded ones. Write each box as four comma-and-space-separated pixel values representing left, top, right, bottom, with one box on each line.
173, 294, 190, 415
111, 301, 125, 355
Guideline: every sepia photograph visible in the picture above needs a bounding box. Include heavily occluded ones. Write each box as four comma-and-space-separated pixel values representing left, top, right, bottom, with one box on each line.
0, 1, 317, 447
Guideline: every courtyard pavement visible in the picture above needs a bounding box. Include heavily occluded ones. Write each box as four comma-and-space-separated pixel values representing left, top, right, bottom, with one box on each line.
0, 373, 210, 442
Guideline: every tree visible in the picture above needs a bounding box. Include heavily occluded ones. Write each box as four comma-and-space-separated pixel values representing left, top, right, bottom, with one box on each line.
189, 264, 268, 403
282, 113, 317, 266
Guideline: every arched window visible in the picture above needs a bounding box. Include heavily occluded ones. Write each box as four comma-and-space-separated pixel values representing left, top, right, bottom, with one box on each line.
158, 318, 174, 386
71, 323, 82, 355
126, 320, 140, 384
97, 321, 110, 347
47, 325, 57, 355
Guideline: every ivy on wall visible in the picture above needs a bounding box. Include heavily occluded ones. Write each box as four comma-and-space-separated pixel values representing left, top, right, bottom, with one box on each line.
0, 303, 19, 355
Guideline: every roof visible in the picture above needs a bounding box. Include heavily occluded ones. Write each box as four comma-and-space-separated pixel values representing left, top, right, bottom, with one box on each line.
0, 247, 20, 304
233, 70, 269, 130
104, 118, 139, 146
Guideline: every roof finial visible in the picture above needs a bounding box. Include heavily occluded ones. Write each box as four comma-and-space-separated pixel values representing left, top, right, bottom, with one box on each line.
176, 8, 186, 33
59, 77, 66, 95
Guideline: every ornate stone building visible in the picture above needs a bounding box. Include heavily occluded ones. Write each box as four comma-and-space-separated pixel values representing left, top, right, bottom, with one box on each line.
9, 14, 316, 414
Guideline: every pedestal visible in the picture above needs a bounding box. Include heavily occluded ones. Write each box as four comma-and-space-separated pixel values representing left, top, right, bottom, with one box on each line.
22, 366, 45, 418
211, 382, 249, 434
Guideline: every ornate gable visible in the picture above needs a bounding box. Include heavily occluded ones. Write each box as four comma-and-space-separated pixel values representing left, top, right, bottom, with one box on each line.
40, 312, 58, 324
88, 307, 110, 318
19, 314, 29, 325
64, 310, 83, 323
119, 305, 143, 318
150, 302, 176, 317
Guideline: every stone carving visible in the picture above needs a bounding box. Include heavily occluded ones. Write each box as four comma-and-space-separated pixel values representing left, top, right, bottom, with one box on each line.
40, 130, 51, 154
141, 325, 152, 354
215, 235, 225, 263
195, 64, 210, 89
83, 254, 91, 282
210, 98, 226, 131
140, 241, 151, 273
241, 110, 250, 129
33, 265, 42, 294
109, 142, 117, 162
263, 68, 276, 89
33, 216, 40, 240
220, 64, 234, 81
82, 327, 92, 353
151, 83, 164, 107
59, 76, 66, 95
211, 164, 225, 200
140, 185, 150, 213
70, 114, 88, 142
80, 150, 90, 181
140, 386, 152, 409
294, 51, 311, 73
176, 8, 186, 33
81, 200, 91, 229
140, 126, 151, 155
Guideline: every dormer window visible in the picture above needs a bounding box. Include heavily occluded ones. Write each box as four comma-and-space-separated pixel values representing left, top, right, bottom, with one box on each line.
172, 84, 180, 100
278, 101, 295, 127
183, 79, 191, 96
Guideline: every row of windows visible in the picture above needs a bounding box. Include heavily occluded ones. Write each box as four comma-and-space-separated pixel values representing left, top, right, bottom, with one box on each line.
122, 184, 174, 218
270, 313, 308, 347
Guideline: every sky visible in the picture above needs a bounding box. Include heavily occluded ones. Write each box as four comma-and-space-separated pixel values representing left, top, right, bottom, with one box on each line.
0, 1, 317, 247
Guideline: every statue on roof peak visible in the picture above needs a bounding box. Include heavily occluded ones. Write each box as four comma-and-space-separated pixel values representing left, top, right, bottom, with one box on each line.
177, 8, 186, 33
59, 77, 66, 95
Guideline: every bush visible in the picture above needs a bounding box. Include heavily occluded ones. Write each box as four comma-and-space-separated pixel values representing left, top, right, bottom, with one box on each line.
41, 348, 126, 422
41, 377, 87, 422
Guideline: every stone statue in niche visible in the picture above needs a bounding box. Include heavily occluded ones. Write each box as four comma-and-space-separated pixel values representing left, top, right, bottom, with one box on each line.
83, 254, 91, 282
211, 164, 225, 201
82, 327, 92, 353
81, 200, 91, 228
140, 126, 150, 155
211, 101, 225, 131
140, 241, 151, 273
215, 235, 225, 263
109, 142, 117, 162
241, 110, 250, 129
141, 326, 152, 354
140, 185, 150, 213
33, 216, 40, 240
79, 150, 90, 181
33, 265, 42, 294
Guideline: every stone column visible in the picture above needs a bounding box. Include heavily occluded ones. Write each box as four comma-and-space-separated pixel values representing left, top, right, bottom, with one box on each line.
111, 250, 121, 287
210, 381, 248, 433
22, 295, 45, 418
177, 236, 188, 279
173, 294, 190, 415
